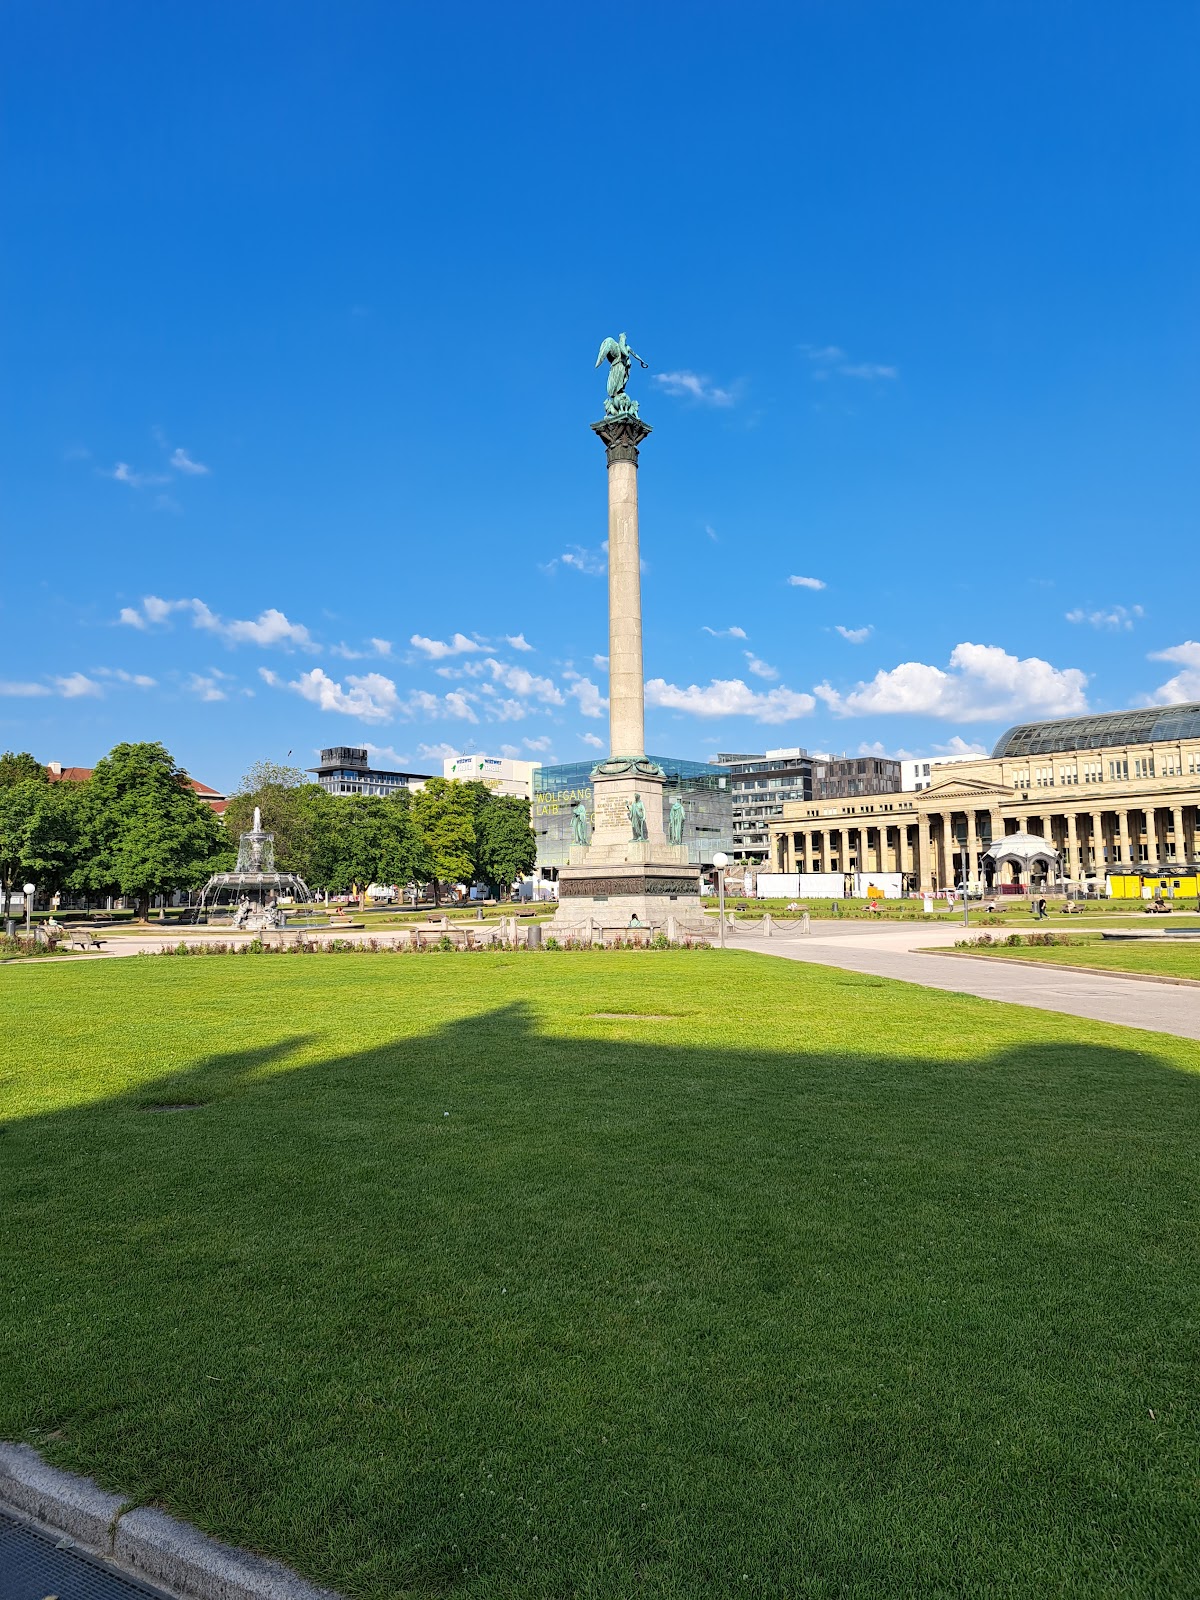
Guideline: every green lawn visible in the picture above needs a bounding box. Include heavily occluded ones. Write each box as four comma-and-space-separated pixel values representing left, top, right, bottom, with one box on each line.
2, 954, 1198, 1599
950, 934, 1200, 980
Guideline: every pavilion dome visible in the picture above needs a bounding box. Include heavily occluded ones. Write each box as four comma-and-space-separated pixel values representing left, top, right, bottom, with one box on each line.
983, 831, 1060, 867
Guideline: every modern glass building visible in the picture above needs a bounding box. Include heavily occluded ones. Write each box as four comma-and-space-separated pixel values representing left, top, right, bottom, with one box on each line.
308, 747, 430, 798
532, 756, 733, 875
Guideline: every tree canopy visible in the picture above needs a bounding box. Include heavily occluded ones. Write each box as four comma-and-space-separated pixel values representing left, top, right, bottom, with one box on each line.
70, 742, 227, 918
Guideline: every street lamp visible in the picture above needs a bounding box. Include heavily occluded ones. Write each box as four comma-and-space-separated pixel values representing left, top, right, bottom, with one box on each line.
712, 852, 729, 950
23, 882, 36, 937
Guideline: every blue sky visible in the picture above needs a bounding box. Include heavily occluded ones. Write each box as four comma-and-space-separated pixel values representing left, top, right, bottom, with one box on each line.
4, 1, 1198, 791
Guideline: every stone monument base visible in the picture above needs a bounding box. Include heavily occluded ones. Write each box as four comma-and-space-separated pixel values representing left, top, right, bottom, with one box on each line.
551, 859, 705, 936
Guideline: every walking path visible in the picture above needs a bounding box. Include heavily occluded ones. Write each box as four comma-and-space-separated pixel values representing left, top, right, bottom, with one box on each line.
730, 920, 1200, 1040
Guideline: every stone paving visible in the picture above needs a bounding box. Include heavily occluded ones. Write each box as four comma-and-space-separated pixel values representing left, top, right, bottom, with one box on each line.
728, 919, 1200, 1040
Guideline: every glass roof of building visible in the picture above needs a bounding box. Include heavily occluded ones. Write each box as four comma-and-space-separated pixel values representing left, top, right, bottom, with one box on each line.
992, 703, 1200, 759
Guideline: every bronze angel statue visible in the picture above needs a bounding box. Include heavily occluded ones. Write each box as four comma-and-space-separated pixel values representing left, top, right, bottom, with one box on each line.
595, 332, 648, 418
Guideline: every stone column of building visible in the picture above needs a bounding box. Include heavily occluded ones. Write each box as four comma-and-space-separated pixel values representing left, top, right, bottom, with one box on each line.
1091, 810, 1105, 873
941, 811, 955, 888
1145, 807, 1159, 865
1118, 809, 1132, 869
917, 815, 931, 888
965, 810, 980, 887
902, 823, 915, 877
1173, 804, 1186, 864
1065, 813, 1080, 882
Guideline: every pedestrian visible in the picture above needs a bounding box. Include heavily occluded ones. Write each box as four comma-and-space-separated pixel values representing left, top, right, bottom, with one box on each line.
1037, 896, 1047, 920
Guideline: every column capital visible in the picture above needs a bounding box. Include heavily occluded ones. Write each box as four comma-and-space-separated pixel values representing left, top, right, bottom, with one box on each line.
592, 416, 653, 465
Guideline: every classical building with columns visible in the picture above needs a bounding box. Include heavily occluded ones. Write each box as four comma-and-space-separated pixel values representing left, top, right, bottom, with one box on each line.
768, 702, 1200, 891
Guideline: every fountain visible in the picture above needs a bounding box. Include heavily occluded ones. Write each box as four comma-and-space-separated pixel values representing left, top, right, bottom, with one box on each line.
195, 807, 314, 928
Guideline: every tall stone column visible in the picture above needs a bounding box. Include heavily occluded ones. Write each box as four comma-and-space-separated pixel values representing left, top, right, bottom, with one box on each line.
1173, 804, 1186, 865
801, 831, 812, 872
554, 379, 702, 933
592, 417, 651, 759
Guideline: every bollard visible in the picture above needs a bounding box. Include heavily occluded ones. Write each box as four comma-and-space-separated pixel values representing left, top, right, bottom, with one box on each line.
801, 911, 811, 935
525, 921, 542, 949
762, 912, 773, 938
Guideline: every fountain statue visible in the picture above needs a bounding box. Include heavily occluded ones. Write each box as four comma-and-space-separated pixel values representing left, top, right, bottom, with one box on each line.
195, 806, 314, 928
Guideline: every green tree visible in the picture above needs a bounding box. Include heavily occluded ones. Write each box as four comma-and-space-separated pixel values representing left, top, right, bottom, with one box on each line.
327, 793, 432, 903
475, 794, 537, 897
0, 751, 48, 788
412, 777, 476, 904
0, 779, 79, 917
72, 742, 227, 920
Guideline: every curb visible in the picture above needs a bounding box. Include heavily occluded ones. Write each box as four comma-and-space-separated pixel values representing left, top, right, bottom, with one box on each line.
0, 1441, 341, 1600
917, 950, 1200, 987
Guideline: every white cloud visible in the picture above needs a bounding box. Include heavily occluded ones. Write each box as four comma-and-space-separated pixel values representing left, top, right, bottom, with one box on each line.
1066, 605, 1144, 631
653, 371, 735, 406
835, 624, 873, 644
53, 672, 104, 699
802, 345, 897, 381
934, 735, 989, 758
569, 677, 608, 718
196, 605, 316, 650
482, 659, 563, 705
410, 632, 485, 659
645, 677, 816, 724
560, 546, 606, 576
106, 462, 170, 488
505, 633, 533, 652
266, 666, 401, 723
580, 732, 604, 749
93, 668, 156, 687
186, 673, 228, 703
703, 625, 748, 640
788, 575, 826, 591
169, 447, 210, 476
815, 642, 1089, 722
0, 680, 52, 697
483, 697, 526, 722
363, 743, 410, 768
705, 524, 719, 542
120, 595, 317, 651
592, 653, 609, 670
1148, 640, 1200, 703
744, 651, 778, 680
331, 638, 392, 660
500, 744, 523, 759
523, 735, 553, 752
418, 742, 463, 761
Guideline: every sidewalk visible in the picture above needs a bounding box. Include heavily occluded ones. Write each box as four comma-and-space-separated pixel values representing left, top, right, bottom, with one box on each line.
729, 920, 1200, 1040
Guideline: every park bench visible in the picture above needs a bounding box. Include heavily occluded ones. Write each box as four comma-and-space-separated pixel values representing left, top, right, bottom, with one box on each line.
68, 927, 106, 950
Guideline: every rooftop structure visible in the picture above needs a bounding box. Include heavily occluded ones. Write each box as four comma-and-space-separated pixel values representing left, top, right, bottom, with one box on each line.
993, 704, 1200, 759
308, 747, 429, 799
716, 749, 902, 861
443, 753, 535, 799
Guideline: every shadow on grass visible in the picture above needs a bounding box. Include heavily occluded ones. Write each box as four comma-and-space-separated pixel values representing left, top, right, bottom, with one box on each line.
2, 1000, 1198, 1599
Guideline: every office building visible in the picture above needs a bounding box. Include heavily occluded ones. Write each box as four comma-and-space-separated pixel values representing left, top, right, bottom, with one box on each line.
309, 747, 429, 798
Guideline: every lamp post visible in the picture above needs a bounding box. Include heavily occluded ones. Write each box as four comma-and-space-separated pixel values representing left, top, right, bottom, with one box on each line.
23, 882, 36, 937
713, 852, 729, 949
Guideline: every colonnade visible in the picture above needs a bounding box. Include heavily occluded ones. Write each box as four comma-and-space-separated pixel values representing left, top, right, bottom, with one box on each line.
774, 802, 1197, 888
